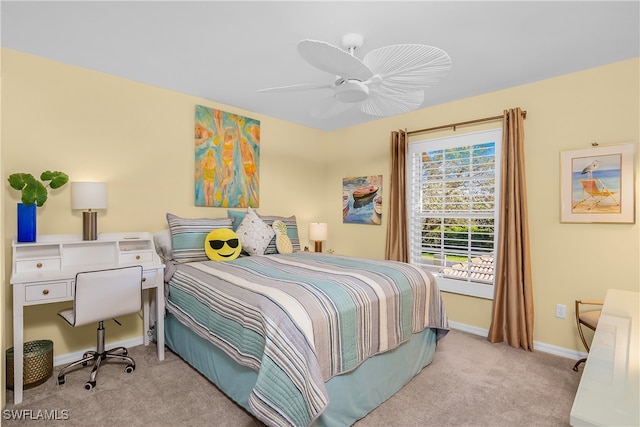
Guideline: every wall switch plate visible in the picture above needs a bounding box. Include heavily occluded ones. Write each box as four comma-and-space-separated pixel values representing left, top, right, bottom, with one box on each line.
555, 304, 567, 319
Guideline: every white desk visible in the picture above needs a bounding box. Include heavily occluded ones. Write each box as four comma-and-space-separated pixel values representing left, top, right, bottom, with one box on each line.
10, 232, 165, 405
570, 289, 639, 426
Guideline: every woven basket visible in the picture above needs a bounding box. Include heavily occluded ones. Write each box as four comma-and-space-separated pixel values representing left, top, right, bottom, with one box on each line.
6, 340, 53, 390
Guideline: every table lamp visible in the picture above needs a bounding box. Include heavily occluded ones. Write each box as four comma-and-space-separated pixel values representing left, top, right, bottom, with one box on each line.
71, 182, 107, 240
309, 222, 328, 253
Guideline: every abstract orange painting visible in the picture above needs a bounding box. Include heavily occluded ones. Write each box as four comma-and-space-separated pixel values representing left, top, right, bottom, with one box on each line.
195, 105, 260, 207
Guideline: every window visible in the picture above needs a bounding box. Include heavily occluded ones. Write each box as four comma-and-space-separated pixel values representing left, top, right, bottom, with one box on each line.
408, 129, 502, 299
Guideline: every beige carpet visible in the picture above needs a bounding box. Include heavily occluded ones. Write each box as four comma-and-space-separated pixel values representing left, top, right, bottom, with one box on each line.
3, 329, 581, 426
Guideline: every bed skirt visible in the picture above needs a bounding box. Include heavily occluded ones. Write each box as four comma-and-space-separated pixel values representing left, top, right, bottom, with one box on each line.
164, 311, 438, 426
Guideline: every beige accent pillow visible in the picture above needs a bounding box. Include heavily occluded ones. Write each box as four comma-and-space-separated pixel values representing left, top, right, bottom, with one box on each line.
272, 220, 293, 254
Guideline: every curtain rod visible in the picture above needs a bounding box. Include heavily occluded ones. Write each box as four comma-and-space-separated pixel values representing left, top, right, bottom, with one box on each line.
406, 110, 527, 136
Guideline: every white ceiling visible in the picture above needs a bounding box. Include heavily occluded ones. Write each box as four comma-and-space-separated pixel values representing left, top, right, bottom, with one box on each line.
2, 1, 639, 131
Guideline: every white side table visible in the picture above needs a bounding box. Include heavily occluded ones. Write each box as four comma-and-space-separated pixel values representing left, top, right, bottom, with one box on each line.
10, 232, 165, 404
570, 289, 639, 426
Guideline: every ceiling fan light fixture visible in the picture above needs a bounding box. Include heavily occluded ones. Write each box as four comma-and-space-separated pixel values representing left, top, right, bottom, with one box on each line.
260, 33, 452, 119
334, 80, 369, 103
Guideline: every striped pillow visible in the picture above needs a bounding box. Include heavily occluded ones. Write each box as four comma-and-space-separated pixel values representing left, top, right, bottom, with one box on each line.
166, 213, 233, 263
258, 214, 300, 254
227, 209, 247, 232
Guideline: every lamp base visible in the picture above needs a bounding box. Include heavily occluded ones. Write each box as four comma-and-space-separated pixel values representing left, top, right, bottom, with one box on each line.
82, 211, 98, 241
314, 241, 323, 253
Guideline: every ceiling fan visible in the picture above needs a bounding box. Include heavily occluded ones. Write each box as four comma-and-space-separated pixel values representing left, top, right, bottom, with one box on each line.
258, 33, 452, 119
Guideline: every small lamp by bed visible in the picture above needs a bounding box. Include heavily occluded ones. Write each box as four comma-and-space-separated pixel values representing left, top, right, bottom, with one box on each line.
71, 182, 108, 241
309, 222, 327, 253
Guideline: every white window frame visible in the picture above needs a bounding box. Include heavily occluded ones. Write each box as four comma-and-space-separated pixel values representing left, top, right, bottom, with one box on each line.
407, 128, 502, 299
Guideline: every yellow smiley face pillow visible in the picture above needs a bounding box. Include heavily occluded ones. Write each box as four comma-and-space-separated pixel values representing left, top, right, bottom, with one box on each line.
204, 228, 242, 261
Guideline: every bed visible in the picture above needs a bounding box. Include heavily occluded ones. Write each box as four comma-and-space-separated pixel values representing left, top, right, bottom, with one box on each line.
155, 213, 449, 427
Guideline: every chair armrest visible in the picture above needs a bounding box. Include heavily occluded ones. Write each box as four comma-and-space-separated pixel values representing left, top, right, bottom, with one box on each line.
576, 300, 604, 306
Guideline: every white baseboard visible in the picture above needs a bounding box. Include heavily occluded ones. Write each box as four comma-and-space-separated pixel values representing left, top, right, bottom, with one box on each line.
448, 320, 587, 360
53, 337, 144, 368
54, 324, 587, 367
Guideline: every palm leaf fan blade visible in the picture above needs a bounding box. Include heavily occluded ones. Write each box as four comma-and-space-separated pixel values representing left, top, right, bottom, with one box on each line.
310, 96, 354, 119
297, 39, 373, 81
364, 44, 452, 92
359, 90, 424, 117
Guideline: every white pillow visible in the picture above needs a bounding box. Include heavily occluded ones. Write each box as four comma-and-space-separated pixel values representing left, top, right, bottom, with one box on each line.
236, 207, 275, 256
153, 229, 173, 260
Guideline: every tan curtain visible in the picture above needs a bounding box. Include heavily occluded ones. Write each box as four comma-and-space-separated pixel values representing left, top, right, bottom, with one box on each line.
488, 107, 534, 351
385, 130, 409, 262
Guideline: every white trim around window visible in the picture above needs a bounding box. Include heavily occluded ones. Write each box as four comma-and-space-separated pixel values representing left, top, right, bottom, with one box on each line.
407, 128, 502, 300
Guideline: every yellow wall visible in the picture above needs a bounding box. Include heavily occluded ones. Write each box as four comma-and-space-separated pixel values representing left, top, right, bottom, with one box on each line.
324, 58, 640, 350
2, 48, 639, 407
1, 48, 329, 359
1, 49, 5, 408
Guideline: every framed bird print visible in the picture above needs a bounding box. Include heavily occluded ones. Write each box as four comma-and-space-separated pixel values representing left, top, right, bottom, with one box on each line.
560, 143, 635, 223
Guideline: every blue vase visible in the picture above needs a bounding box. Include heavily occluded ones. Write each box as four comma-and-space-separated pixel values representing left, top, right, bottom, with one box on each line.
17, 203, 37, 242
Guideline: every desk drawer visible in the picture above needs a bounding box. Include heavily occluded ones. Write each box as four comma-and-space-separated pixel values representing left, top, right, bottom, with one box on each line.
142, 270, 157, 287
25, 282, 68, 302
120, 251, 153, 264
15, 259, 62, 274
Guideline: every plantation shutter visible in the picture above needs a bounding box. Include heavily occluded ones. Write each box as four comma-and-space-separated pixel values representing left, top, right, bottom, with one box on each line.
408, 128, 502, 299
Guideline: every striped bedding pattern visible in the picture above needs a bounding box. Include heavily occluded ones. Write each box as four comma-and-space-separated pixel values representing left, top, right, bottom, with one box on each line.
166, 213, 233, 263
165, 252, 448, 427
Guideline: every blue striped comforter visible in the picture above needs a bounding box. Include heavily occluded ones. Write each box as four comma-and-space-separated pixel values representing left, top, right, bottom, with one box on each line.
165, 252, 448, 427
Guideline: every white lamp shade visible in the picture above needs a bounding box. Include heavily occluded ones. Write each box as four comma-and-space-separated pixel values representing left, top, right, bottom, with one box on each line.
309, 223, 328, 241
71, 182, 108, 210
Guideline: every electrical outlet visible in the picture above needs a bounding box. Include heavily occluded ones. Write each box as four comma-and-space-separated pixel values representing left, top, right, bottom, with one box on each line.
555, 304, 567, 319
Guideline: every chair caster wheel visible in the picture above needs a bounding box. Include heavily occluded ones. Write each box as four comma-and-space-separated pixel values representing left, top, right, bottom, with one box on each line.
84, 381, 96, 390
57, 376, 65, 386
125, 364, 135, 374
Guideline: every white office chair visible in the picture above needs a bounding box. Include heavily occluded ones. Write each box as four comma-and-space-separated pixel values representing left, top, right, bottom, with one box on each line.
57, 265, 143, 390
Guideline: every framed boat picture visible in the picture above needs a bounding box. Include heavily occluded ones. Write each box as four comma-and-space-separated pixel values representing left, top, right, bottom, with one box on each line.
343, 175, 382, 225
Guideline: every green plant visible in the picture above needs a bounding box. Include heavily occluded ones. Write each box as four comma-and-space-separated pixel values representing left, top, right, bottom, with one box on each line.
8, 171, 69, 207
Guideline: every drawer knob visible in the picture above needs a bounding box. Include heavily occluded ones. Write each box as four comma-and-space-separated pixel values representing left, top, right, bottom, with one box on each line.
142, 277, 147, 282
42, 289, 49, 295
136, 255, 141, 260
36, 263, 43, 268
